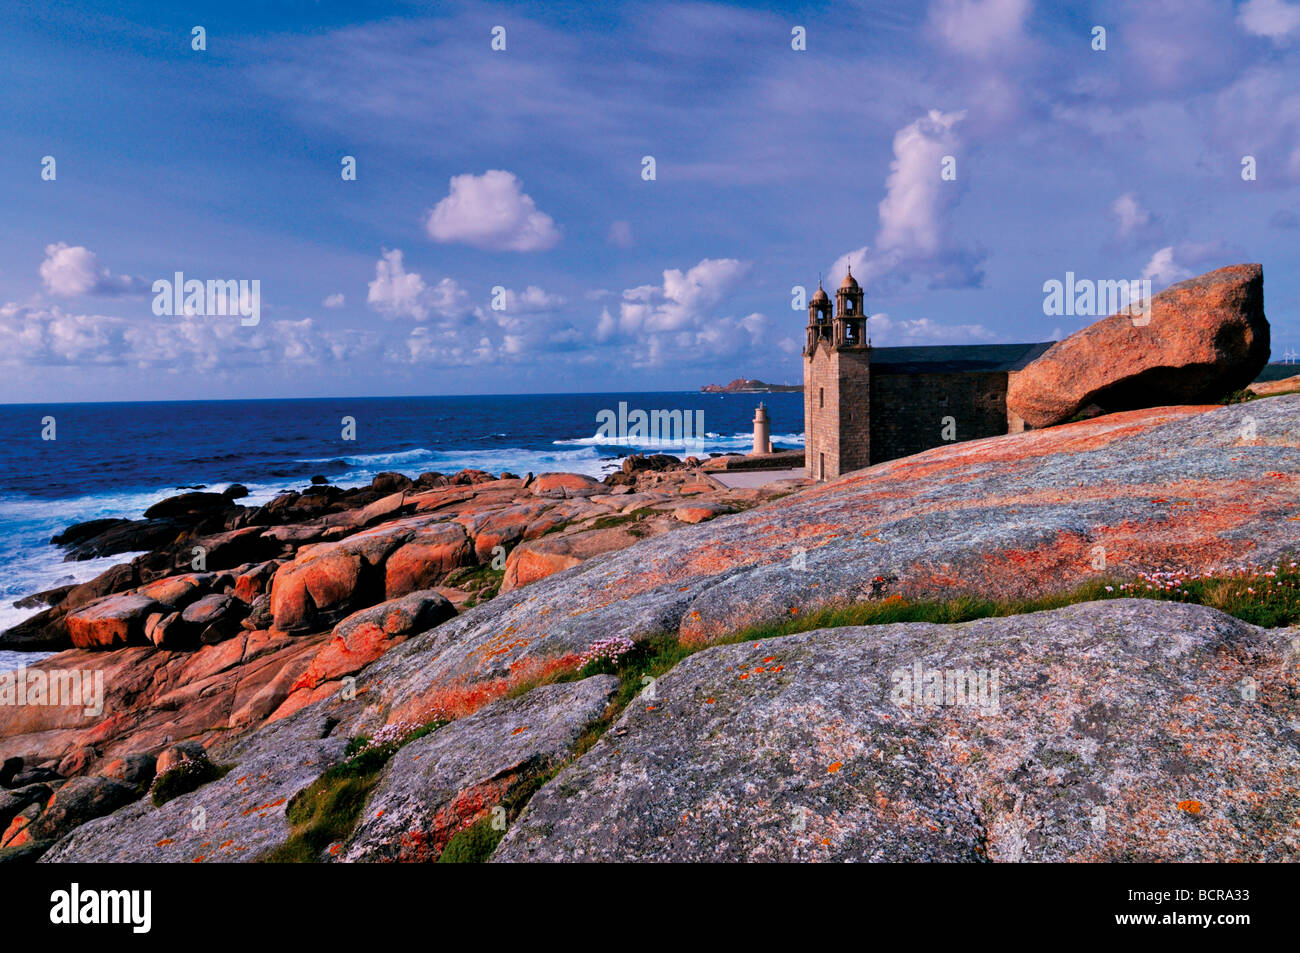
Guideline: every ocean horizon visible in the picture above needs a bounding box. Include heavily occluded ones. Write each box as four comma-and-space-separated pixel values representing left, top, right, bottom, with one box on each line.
0, 390, 804, 669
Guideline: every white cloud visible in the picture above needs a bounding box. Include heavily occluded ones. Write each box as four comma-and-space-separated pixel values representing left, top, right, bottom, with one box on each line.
866, 312, 997, 346
495, 285, 563, 318
831, 110, 983, 291
1140, 242, 1231, 290
1141, 247, 1190, 287
404, 326, 498, 366
367, 249, 428, 319
0, 302, 126, 364
1110, 193, 1153, 239
613, 259, 750, 337
1238, 0, 1300, 38
595, 259, 772, 366
366, 248, 472, 322
876, 110, 966, 255
322, 293, 345, 308
39, 243, 140, 297
0, 300, 361, 373
424, 170, 560, 252
928, 0, 1030, 59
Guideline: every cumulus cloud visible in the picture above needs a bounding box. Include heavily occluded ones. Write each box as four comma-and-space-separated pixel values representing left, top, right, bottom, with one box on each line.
366, 249, 472, 322
322, 293, 345, 308
594, 258, 771, 366
497, 285, 563, 315
0, 302, 127, 364
607, 258, 750, 338
424, 170, 560, 252
831, 110, 984, 292
404, 326, 498, 366
1238, 0, 1300, 38
0, 300, 361, 373
39, 243, 141, 297
1141, 242, 1233, 290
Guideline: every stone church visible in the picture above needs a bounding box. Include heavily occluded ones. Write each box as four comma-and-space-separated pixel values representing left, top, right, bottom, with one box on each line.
804, 269, 1053, 480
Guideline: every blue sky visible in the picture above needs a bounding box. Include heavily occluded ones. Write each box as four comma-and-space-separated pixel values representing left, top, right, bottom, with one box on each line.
2, 0, 1298, 402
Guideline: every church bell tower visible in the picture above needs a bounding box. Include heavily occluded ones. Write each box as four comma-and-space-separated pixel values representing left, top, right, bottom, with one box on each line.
803, 268, 871, 481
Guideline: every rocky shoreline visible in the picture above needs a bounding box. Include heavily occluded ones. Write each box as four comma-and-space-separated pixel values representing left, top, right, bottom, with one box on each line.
2, 396, 1298, 862
0, 452, 807, 856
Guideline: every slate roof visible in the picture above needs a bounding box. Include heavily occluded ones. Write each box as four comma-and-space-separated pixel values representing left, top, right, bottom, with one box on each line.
870, 341, 1056, 375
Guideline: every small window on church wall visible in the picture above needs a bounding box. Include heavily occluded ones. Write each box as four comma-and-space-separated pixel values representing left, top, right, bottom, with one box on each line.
819, 387, 824, 409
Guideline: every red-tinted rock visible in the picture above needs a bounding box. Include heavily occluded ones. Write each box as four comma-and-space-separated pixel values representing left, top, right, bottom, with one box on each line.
288, 590, 456, 699
137, 573, 211, 610
99, 753, 156, 788
1008, 264, 1270, 427
456, 503, 549, 561
1249, 373, 1300, 396
673, 502, 735, 524
530, 472, 604, 499
65, 594, 158, 650
269, 550, 365, 634
384, 523, 474, 599
501, 527, 645, 593
232, 560, 279, 603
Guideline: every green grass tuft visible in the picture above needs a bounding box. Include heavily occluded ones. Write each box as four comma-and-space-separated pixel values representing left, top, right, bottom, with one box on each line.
260, 721, 446, 863
150, 758, 230, 807
437, 816, 506, 863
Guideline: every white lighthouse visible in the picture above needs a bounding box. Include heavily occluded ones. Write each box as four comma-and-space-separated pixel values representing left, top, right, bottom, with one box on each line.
750, 402, 772, 455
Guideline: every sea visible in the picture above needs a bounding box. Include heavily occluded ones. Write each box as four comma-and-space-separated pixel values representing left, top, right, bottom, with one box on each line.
0, 392, 803, 671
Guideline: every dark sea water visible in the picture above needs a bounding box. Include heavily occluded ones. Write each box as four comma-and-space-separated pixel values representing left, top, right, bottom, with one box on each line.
0, 392, 803, 667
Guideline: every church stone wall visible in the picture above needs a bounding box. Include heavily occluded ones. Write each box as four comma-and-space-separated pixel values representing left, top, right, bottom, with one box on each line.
867, 371, 1010, 465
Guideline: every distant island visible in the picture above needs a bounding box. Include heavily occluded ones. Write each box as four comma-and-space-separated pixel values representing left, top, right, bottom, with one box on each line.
701, 378, 803, 393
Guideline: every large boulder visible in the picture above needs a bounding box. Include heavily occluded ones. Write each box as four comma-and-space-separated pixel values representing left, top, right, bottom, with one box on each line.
383, 523, 474, 599
1008, 263, 1269, 427
142, 491, 233, 521
269, 550, 367, 634
495, 601, 1298, 862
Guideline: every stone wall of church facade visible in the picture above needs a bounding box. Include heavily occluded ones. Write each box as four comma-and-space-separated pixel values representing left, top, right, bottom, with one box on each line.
867, 371, 1010, 465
